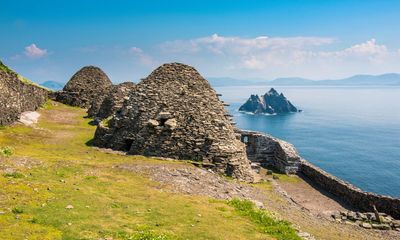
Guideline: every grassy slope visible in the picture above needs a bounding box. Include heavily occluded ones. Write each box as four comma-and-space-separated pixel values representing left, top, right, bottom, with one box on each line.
0, 60, 48, 89
0, 101, 300, 240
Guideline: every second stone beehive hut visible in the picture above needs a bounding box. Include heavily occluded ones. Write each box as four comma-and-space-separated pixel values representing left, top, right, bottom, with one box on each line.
56, 66, 112, 108
87, 81, 135, 119
93, 63, 254, 181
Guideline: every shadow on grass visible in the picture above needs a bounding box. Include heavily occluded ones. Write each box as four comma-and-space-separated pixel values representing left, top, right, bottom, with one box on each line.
85, 138, 96, 146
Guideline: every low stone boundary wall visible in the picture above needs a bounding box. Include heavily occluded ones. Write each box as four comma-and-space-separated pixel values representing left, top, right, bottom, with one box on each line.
0, 71, 49, 125
238, 130, 301, 174
301, 160, 400, 219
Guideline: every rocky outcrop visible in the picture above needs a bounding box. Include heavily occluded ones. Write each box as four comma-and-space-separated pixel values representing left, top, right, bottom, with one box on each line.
93, 63, 254, 181
0, 61, 49, 126
87, 82, 135, 120
55, 66, 112, 108
238, 130, 301, 174
301, 160, 400, 219
239, 88, 298, 114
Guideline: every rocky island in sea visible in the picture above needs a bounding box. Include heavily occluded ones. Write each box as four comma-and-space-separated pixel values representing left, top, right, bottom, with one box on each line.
239, 88, 299, 114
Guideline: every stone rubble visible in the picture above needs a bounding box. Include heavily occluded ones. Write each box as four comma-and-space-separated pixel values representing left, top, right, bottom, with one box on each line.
331, 210, 400, 231
93, 63, 254, 181
118, 163, 266, 201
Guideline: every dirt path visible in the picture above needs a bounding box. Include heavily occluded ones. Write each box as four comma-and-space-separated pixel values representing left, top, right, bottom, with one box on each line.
278, 174, 349, 217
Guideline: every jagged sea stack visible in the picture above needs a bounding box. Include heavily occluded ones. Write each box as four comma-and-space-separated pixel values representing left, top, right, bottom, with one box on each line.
87, 81, 135, 120
0, 61, 48, 125
56, 66, 112, 108
239, 88, 298, 114
93, 63, 254, 181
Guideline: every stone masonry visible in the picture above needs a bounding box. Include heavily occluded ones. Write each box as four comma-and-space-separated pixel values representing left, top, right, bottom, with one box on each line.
238, 130, 301, 174
301, 160, 400, 219
0, 62, 49, 125
55, 66, 112, 108
93, 63, 254, 181
87, 81, 135, 120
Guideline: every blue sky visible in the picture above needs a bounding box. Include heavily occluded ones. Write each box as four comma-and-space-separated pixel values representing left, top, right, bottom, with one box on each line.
1, 0, 400, 83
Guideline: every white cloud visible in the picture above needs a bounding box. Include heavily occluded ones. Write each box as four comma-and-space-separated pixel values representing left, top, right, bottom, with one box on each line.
132, 35, 400, 79
129, 47, 155, 67
160, 34, 335, 55
24, 44, 48, 58
130, 47, 143, 54
343, 39, 387, 55
319, 39, 388, 60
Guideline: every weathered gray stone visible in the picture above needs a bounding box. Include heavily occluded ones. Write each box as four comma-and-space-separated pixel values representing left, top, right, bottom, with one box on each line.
361, 222, 372, 229
238, 130, 300, 174
300, 160, 400, 219
55, 66, 112, 108
0, 61, 49, 125
372, 223, 391, 230
92, 63, 254, 181
88, 81, 135, 119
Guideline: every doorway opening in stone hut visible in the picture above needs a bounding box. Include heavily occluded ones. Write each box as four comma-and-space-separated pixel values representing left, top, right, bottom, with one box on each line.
159, 118, 167, 127
123, 138, 134, 151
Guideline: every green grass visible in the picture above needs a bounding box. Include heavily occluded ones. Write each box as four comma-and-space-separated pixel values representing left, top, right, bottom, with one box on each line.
100, 116, 112, 127
0, 60, 15, 74
228, 199, 301, 240
3, 171, 24, 178
0, 101, 299, 240
0, 59, 48, 89
0, 146, 13, 156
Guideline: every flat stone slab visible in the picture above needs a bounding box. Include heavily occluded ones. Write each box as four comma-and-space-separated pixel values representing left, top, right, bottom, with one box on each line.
19, 111, 40, 126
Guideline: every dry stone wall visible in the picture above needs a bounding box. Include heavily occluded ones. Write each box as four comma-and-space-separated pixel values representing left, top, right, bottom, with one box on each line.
93, 63, 254, 181
88, 82, 135, 120
0, 71, 48, 125
55, 66, 112, 108
238, 130, 301, 174
237, 129, 400, 219
301, 160, 400, 219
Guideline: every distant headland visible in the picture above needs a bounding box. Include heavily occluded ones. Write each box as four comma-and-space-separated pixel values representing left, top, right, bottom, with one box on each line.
208, 73, 400, 87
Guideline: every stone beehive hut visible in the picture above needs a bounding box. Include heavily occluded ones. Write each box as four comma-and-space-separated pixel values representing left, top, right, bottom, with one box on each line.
93, 63, 254, 181
88, 81, 135, 119
56, 66, 112, 108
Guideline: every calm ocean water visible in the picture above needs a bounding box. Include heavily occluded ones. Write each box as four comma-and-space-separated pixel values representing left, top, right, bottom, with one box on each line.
215, 85, 400, 198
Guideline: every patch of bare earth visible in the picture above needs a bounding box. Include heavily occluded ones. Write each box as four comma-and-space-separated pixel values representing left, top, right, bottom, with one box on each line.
41, 102, 81, 126
277, 174, 349, 217
118, 163, 267, 204
264, 174, 400, 240
118, 162, 400, 240
0, 156, 42, 173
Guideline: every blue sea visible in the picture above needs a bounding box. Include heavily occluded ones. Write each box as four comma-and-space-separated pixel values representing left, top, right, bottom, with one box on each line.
215, 85, 400, 198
